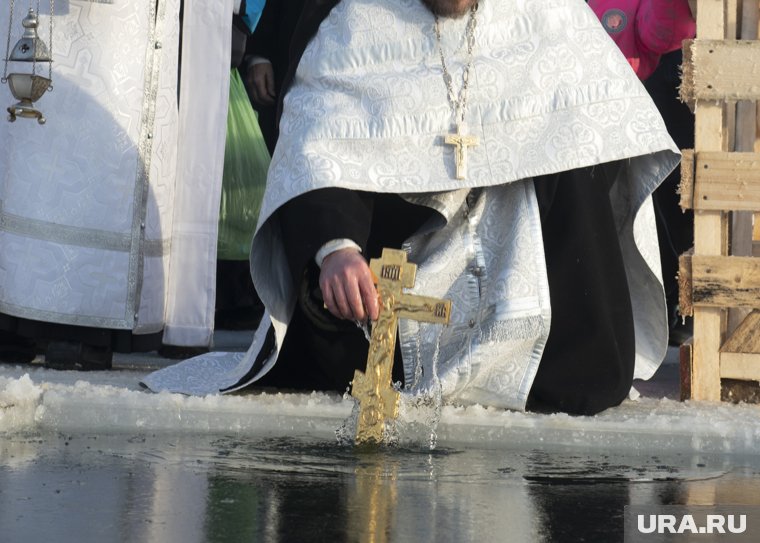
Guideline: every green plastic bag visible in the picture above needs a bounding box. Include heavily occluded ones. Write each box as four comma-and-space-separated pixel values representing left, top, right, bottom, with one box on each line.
217, 69, 270, 260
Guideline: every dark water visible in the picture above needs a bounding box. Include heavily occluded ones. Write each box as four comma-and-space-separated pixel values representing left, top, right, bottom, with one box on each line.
1, 432, 759, 543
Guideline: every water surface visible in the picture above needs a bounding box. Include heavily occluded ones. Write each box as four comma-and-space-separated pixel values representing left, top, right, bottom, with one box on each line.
2, 432, 759, 542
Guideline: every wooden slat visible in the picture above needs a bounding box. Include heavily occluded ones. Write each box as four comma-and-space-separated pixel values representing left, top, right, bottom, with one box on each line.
736, 101, 757, 152
689, 0, 730, 403
679, 251, 694, 316
680, 40, 760, 102
680, 340, 693, 402
726, 0, 760, 353
680, 152, 760, 211
728, 211, 754, 334
724, 0, 739, 150
740, 0, 760, 256
720, 352, 760, 380
720, 310, 760, 352
691, 212, 728, 401
680, 40, 696, 110
679, 149, 695, 211
738, 0, 759, 44
691, 255, 760, 308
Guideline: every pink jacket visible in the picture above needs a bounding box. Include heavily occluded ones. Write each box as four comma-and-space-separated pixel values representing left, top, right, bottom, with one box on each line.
588, 0, 696, 80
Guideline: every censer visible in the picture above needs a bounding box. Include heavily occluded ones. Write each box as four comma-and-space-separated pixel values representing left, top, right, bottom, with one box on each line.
2, 0, 54, 124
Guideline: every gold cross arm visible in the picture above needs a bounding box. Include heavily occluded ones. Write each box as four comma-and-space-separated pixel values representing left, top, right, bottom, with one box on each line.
444, 131, 479, 180
351, 248, 451, 445
397, 295, 451, 324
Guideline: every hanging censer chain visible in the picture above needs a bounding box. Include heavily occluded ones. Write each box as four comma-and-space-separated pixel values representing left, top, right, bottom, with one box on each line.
32, 0, 39, 76
47, 0, 54, 86
2, 0, 15, 84
30, 0, 55, 83
433, 2, 478, 129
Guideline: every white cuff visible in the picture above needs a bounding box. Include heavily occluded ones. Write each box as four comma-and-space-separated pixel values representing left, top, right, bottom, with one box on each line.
247, 56, 272, 68
315, 239, 362, 268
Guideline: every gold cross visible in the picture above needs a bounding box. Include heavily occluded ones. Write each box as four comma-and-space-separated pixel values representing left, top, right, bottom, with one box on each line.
444, 125, 479, 180
351, 248, 451, 445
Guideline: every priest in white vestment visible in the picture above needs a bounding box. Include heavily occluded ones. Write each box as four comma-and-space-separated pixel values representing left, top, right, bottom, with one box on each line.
0, 0, 233, 367
143, 0, 680, 416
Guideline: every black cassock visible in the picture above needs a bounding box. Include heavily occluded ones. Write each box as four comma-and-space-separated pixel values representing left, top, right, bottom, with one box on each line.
252, 0, 637, 416
260, 168, 636, 417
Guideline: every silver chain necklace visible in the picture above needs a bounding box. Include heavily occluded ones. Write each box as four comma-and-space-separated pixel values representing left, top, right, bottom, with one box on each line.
434, 3, 480, 180
434, 3, 478, 129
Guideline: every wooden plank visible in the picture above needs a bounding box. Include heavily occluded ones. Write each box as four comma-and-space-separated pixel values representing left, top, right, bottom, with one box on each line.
680, 340, 692, 402
685, 152, 760, 211
731, 212, 755, 257
690, 0, 728, 403
727, 0, 759, 337
747, 0, 760, 152
736, 101, 757, 151
720, 310, 760, 352
679, 251, 694, 316
724, 0, 739, 150
691, 213, 728, 401
720, 352, 760, 380
680, 40, 696, 110
691, 255, 760, 308
726, 0, 738, 38
739, 0, 759, 42
728, 211, 754, 334
679, 149, 695, 211
734, 0, 759, 208
727, 56, 754, 332
681, 40, 760, 102
692, 287, 726, 403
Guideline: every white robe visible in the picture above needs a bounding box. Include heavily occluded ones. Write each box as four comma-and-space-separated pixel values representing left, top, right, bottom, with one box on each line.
143, 0, 680, 408
0, 0, 232, 346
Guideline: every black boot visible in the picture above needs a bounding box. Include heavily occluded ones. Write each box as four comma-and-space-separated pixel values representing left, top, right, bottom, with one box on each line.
0, 330, 37, 364
44, 340, 113, 371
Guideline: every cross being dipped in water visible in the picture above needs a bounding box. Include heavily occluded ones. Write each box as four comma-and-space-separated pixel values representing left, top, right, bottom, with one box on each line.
351, 248, 452, 446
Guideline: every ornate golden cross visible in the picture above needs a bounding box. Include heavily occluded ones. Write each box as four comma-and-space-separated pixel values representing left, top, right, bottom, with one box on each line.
351, 248, 451, 445
443, 125, 479, 180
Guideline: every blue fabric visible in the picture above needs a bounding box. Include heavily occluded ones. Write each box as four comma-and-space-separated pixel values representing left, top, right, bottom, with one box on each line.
243, 0, 265, 31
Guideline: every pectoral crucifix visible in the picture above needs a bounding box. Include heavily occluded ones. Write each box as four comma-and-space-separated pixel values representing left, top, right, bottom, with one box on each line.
443, 124, 479, 180
351, 248, 452, 445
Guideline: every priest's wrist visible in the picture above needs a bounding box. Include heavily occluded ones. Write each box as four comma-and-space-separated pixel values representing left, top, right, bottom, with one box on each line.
319, 247, 379, 322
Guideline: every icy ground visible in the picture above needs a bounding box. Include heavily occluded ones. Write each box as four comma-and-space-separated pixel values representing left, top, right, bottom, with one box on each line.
1, 331, 760, 455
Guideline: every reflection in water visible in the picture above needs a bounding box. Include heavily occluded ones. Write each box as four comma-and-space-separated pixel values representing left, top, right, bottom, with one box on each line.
0, 432, 758, 542
145, 452, 208, 543
350, 458, 398, 543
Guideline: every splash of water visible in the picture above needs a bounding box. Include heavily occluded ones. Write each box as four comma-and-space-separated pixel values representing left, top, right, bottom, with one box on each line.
335, 326, 445, 450
335, 388, 358, 446
395, 324, 444, 450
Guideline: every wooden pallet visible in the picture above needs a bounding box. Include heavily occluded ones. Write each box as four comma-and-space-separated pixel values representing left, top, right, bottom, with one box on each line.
678, 0, 760, 402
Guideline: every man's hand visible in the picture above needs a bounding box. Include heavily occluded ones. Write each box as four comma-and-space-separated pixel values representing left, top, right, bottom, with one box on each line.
320, 248, 380, 322
248, 62, 276, 106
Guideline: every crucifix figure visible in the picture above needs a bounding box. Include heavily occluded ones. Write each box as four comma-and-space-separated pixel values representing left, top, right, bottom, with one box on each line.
351, 248, 452, 445
444, 125, 479, 180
